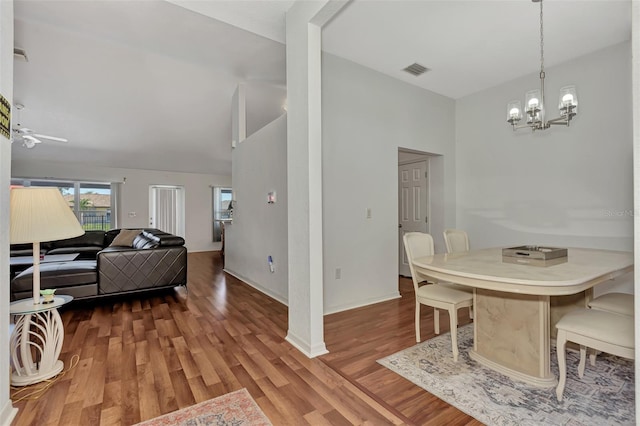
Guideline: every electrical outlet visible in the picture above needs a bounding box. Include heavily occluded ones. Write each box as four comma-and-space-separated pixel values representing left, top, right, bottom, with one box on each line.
335, 268, 341, 279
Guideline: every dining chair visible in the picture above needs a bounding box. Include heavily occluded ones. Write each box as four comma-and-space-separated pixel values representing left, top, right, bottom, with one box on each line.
403, 232, 473, 362
586, 292, 634, 365
442, 228, 473, 318
555, 308, 634, 402
443, 228, 470, 253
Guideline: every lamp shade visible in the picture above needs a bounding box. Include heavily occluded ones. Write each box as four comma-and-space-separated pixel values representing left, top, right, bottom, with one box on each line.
10, 187, 85, 244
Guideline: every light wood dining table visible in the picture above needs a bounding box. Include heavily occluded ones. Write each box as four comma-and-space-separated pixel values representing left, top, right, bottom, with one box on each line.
412, 247, 633, 387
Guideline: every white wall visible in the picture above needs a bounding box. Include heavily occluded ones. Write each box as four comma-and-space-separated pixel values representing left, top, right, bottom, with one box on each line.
322, 53, 457, 313
245, 82, 287, 139
0, 1, 17, 424
225, 114, 288, 303
631, 1, 639, 416
456, 41, 633, 293
11, 160, 230, 252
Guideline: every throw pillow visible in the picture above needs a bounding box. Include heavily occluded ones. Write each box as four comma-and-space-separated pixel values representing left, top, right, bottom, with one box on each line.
109, 229, 142, 247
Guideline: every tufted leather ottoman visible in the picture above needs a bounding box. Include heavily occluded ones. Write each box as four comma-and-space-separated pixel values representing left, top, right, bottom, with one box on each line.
11, 260, 98, 301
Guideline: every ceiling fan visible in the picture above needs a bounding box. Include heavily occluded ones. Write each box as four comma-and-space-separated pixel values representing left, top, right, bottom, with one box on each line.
11, 103, 68, 148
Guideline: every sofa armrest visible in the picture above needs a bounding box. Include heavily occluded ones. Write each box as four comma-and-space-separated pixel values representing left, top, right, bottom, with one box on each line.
97, 246, 187, 295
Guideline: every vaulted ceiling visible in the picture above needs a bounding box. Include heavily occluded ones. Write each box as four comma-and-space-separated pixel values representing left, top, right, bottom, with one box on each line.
12, 0, 631, 175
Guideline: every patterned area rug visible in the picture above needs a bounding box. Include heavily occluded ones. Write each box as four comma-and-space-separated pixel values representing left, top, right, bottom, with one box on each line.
135, 388, 272, 426
378, 324, 635, 426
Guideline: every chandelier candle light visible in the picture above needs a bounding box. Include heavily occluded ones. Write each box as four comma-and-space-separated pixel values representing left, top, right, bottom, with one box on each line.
507, 0, 578, 131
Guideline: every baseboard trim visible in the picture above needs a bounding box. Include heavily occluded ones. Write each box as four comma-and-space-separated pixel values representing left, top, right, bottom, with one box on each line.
0, 399, 17, 426
223, 268, 288, 306
324, 292, 402, 315
223, 268, 401, 316
285, 331, 329, 358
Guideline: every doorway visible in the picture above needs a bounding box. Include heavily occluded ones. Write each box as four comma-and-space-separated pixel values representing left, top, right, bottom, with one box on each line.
149, 185, 185, 237
212, 187, 232, 242
398, 156, 429, 277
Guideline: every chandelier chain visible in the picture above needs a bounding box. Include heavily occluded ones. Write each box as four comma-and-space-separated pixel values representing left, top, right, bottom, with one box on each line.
539, 0, 544, 74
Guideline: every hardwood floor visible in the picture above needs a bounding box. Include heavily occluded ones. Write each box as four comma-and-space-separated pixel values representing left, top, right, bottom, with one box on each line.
10, 251, 480, 425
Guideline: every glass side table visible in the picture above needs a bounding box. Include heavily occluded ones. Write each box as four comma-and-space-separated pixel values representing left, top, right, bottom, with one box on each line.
9, 295, 73, 386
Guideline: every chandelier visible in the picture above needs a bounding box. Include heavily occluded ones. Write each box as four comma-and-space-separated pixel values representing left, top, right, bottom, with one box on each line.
507, 0, 577, 131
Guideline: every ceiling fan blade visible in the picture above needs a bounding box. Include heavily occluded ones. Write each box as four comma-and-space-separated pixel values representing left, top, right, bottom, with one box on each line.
13, 127, 34, 134
33, 133, 68, 143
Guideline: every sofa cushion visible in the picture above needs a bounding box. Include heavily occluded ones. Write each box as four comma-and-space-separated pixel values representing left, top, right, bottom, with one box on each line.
46, 246, 104, 260
10, 242, 50, 257
104, 228, 185, 247
49, 230, 106, 249
12, 260, 98, 293
133, 233, 159, 249
110, 229, 142, 247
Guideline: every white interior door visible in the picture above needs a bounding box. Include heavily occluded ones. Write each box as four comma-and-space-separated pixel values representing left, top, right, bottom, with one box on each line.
399, 160, 428, 276
149, 185, 185, 237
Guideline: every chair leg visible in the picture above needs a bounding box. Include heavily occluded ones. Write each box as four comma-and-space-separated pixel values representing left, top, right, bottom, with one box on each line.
434, 308, 440, 335
578, 345, 587, 378
415, 302, 421, 343
556, 330, 568, 402
589, 349, 598, 366
449, 306, 459, 362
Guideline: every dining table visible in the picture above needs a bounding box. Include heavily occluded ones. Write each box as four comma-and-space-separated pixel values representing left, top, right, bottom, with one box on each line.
411, 247, 633, 387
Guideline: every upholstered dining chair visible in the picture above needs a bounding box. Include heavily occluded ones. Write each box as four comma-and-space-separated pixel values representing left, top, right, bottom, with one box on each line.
586, 292, 634, 365
443, 228, 470, 253
442, 228, 473, 318
555, 308, 634, 401
403, 232, 473, 362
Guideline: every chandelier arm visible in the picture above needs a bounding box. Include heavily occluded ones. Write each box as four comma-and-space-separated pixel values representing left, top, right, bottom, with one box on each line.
547, 116, 574, 127
511, 121, 546, 131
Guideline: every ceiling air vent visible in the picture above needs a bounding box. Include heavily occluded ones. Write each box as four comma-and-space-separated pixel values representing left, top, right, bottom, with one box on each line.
14, 48, 28, 62
403, 63, 429, 77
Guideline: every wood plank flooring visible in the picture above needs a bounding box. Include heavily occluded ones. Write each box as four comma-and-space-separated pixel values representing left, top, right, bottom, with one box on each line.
10, 251, 480, 425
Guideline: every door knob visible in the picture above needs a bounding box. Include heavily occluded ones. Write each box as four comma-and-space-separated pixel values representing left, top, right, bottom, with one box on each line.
398, 224, 403, 228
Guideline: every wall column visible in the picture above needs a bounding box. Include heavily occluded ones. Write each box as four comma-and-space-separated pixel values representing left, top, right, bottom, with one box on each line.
285, 0, 349, 357
0, 1, 17, 424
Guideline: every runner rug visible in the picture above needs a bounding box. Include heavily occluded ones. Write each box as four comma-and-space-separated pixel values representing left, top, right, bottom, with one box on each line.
135, 388, 272, 426
378, 324, 635, 425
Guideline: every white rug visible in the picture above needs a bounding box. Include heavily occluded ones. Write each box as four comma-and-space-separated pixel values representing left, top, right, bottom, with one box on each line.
378, 324, 635, 426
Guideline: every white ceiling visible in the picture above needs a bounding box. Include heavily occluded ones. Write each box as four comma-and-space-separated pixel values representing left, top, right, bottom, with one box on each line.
12, 0, 287, 174
12, 0, 631, 175
322, 0, 631, 99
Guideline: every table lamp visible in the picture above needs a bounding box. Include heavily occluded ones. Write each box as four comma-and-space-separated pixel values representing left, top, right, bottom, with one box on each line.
10, 187, 85, 304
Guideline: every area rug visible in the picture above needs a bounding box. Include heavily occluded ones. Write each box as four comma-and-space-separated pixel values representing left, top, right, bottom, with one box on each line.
378, 324, 635, 426
135, 388, 272, 426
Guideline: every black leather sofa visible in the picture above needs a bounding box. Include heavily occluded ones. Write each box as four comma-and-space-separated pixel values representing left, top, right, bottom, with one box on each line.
10, 229, 108, 260
11, 228, 187, 301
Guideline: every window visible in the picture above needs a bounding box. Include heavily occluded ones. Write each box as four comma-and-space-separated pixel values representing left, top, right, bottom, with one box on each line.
11, 178, 116, 231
